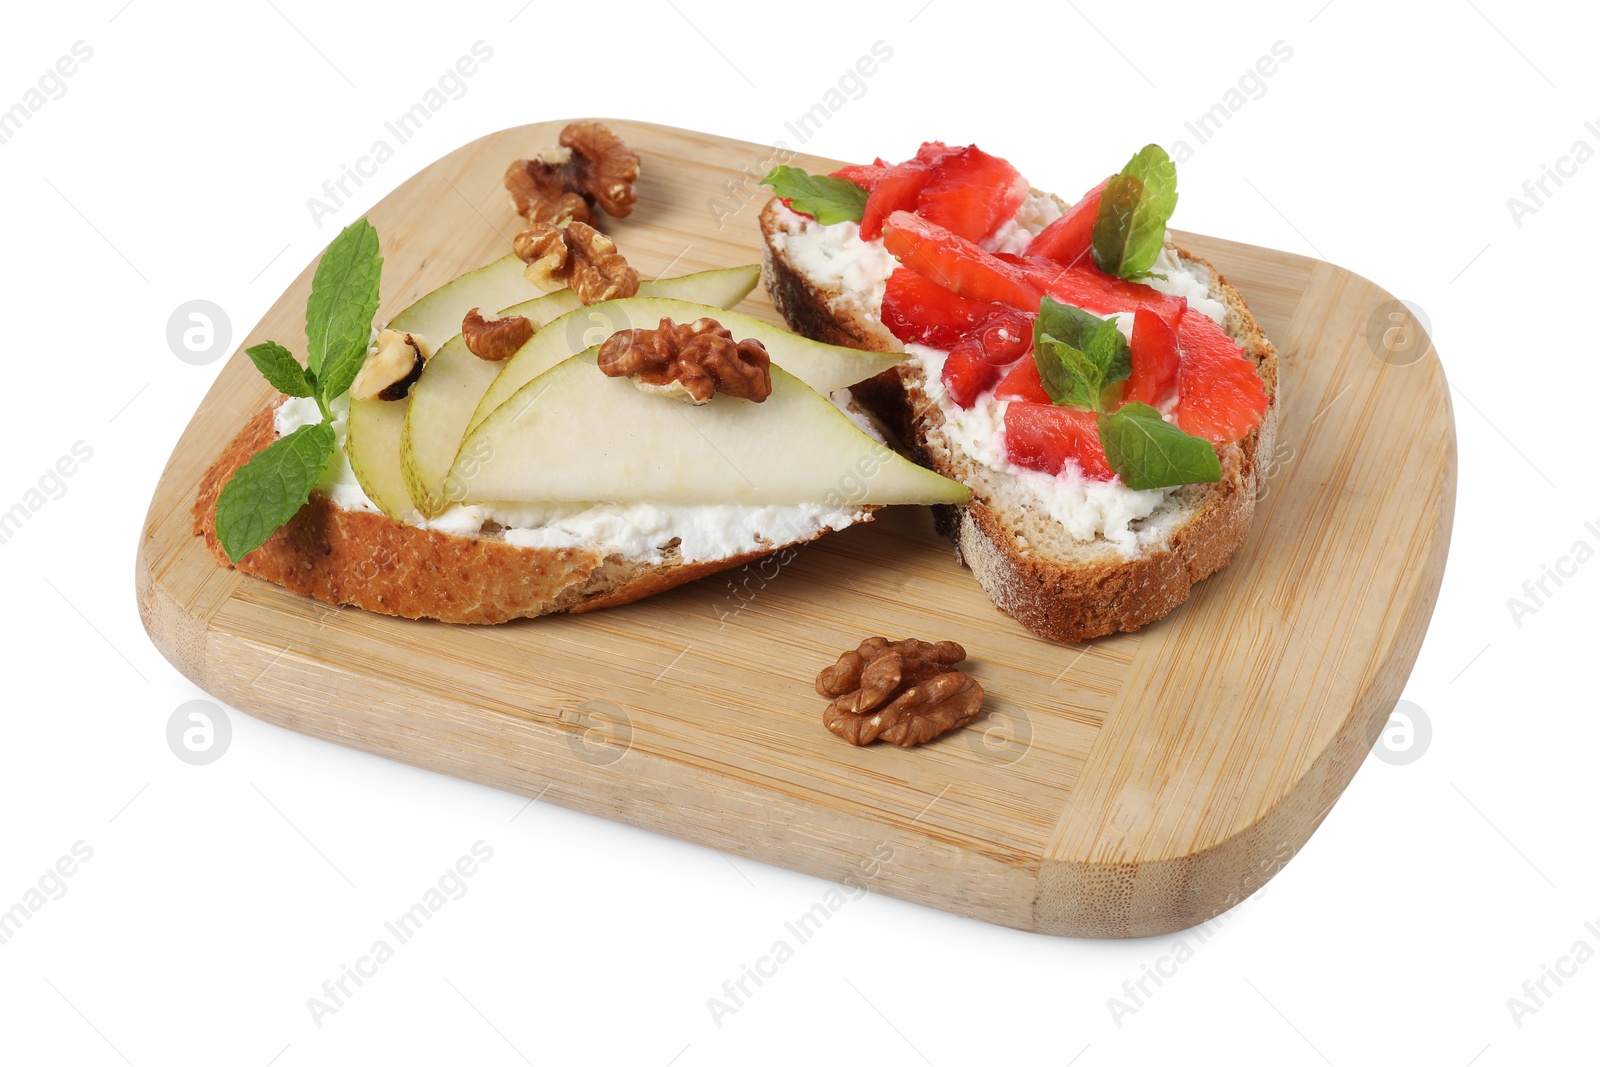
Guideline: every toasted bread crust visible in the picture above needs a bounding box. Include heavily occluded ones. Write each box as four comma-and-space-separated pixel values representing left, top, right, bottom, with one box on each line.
760, 197, 1279, 642
193, 405, 845, 624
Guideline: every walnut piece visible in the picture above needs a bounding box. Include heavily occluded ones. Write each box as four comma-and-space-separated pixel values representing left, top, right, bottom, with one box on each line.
504, 120, 640, 225
513, 220, 640, 304
462, 308, 535, 362
597, 317, 772, 404
350, 329, 429, 402
816, 637, 983, 747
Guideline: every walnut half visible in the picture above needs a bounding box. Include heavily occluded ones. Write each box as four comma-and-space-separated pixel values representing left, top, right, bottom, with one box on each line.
817, 637, 984, 747
504, 120, 640, 226
461, 308, 534, 362
513, 220, 639, 305
597, 317, 771, 404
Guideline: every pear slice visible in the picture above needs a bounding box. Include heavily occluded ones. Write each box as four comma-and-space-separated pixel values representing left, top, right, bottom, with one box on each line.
401, 267, 762, 517
386, 253, 538, 349
468, 299, 905, 439
346, 394, 421, 524
447, 350, 970, 508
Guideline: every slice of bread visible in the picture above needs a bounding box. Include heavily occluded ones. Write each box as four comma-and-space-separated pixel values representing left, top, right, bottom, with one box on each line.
759, 196, 1279, 642
193, 404, 874, 624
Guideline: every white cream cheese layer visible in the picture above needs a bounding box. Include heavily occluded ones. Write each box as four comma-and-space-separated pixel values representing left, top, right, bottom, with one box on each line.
764, 211, 899, 319
274, 394, 867, 564
773, 192, 1228, 557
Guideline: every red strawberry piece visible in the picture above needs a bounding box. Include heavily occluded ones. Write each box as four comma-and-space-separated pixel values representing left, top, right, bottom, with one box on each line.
881, 211, 1043, 309
1026, 177, 1110, 266
994, 357, 1052, 404
880, 268, 1011, 348
1002, 402, 1115, 481
1009, 258, 1187, 320
1124, 304, 1184, 408
1173, 308, 1269, 443
829, 161, 891, 191
861, 159, 935, 240
938, 308, 1034, 409
915, 141, 962, 166
915, 146, 1030, 242
940, 337, 994, 409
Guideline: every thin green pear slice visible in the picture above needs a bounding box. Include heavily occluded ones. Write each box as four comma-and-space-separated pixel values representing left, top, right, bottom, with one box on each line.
469, 298, 904, 439
346, 396, 421, 523
448, 351, 969, 508
401, 267, 761, 517
399, 334, 503, 516
386, 253, 537, 348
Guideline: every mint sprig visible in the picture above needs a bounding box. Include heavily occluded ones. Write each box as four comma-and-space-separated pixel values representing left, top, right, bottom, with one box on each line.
1027, 296, 1219, 490
1091, 144, 1178, 280
215, 219, 383, 563
760, 165, 869, 225
1097, 402, 1220, 490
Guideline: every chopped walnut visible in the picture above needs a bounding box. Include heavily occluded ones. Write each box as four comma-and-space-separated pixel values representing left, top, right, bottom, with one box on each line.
461, 307, 535, 362
350, 329, 430, 402
513, 220, 639, 304
598, 317, 772, 404
816, 637, 983, 747
504, 120, 640, 225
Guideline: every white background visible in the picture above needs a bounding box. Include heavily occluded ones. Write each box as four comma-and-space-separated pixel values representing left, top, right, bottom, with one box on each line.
1, 1, 1595, 1064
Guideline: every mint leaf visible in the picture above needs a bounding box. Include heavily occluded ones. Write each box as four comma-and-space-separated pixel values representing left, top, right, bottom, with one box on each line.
1091, 145, 1179, 280
1034, 336, 1100, 410
1097, 402, 1220, 490
760, 165, 869, 225
1031, 297, 1131, 412
306, 218, 382, 403
246, 341, 314, 397
214, 422, 336, 563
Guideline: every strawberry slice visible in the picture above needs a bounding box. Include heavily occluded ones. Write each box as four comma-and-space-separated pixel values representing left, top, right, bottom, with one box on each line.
829, 159, 891, 190
1002, 402, 1114, 481
1124, 304, 1183, 408
861, 159, 934, 240
940, 338, 995, 410
881, 211, 1043, 309
1174, 309, 1269, 443
915, 146, 1029, 242
939, 308, 1033, 408
1006, 257, 1187, 320
880, 268, 1010, 348
994, 357, 1052, 404
1026, 178, 1109, 266
915, 141, 961, 166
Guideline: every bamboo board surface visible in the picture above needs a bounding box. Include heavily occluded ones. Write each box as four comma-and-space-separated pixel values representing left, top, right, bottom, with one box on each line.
136, 120, 1455, 937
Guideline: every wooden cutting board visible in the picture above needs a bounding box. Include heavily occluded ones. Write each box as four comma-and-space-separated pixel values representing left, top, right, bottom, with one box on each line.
136, 120, 1455, 937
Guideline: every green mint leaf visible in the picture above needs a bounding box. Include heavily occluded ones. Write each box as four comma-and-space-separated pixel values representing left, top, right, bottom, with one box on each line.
1036, 296, 1106, 351
760, 165, 869, 225
1097, 401, 1220, 490
1031, 297, 1132, 412
1034, 336, 1100, 410
214, 422, 336, 563
1091, 144, 1179, 279
306, 217, 382, 403
246, 341, 314, 397
1081, 317, 1132, 391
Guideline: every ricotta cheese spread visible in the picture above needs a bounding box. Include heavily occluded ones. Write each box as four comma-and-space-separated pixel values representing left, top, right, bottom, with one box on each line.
772, 193, 1229, 557
274, 394, 869, 564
